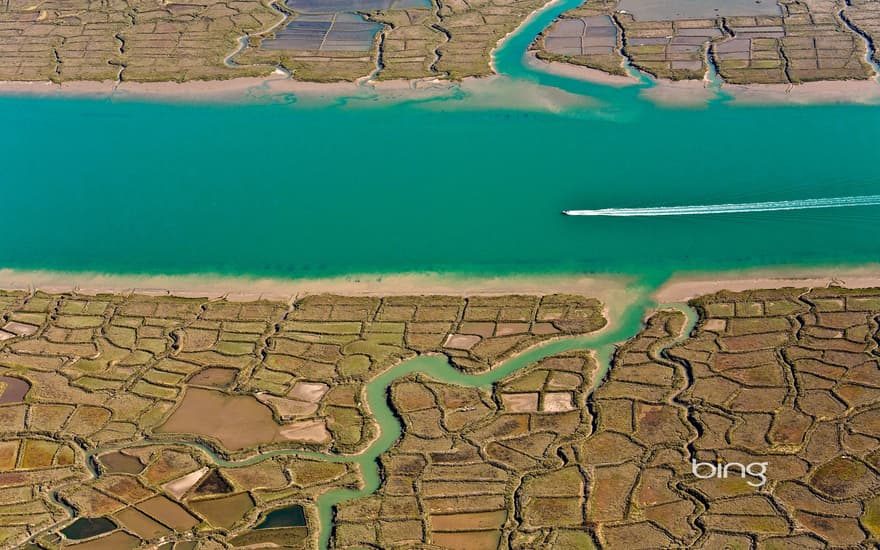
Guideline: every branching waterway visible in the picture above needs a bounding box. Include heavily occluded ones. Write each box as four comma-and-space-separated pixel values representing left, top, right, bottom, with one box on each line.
80, 288, 698, 549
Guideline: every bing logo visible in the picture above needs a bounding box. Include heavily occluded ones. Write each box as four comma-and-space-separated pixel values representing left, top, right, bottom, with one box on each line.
691, 458, 768, 487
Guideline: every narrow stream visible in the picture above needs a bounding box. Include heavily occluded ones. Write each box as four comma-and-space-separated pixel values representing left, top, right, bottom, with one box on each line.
840, 2, 880, 79
308, 289, 660, 549
81, 284, 702, 549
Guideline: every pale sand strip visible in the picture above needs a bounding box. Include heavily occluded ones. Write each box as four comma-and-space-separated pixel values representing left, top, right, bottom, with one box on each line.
655, 265, 880, 303
0, 75, 463, 103
3, 73, 880, 105
507, 54, 880, 105
722, 79, 880, 105
0, 76, 362, 102
0, 74, 588, 112
523, 51, 640, 87
0, 269, 636, 309
640, 79, 717, 107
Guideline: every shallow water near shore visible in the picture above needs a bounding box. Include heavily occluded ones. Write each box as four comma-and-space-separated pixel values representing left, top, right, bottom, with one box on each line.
3, 93, 879, 285
2, 0, 880, 286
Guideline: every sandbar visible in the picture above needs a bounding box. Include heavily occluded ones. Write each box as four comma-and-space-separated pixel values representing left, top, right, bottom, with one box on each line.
640, 78, 718, 107
655, 264, 880, 303
0, 72, 596, 113
0, 76, 361, 103
4, 71, 880, 107
524, 52, 639, 87
0, 268, 635, 312
722, 79, 880, 105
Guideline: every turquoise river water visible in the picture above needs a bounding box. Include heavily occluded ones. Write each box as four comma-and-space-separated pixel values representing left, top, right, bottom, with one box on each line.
2, 0, 880, 284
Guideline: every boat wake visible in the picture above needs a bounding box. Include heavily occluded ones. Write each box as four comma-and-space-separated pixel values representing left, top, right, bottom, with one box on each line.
563, 195, 880, 217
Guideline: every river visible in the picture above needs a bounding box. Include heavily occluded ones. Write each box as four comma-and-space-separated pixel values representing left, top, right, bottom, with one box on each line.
3, 0, 880, 284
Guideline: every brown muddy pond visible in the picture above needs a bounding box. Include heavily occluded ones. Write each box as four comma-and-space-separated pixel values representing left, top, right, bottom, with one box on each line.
0, 376, 30, 403
114, 506, 171, 539
156, 387, 285, 450
135, 495, 200, 531
188, 367, 237, 388
97, 451, 145, 474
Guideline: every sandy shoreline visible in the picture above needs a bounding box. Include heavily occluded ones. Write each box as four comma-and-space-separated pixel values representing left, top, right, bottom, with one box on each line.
7, 264, 880, 312
0, 73, 596, 112
0, 268, 636, 304
639, 78, 718, 107
525, 55, 880, 105
722, 79, 880, 105
523, 52, 640, 87
655, 265, 880, 303
0, 75, 443, 103
3, 70, 880, 105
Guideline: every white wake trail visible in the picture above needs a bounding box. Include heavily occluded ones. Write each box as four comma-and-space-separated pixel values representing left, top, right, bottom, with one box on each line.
562, 195, 880, 217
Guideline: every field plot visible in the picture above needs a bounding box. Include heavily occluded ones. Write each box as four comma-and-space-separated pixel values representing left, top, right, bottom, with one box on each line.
6, 286, 878, 549
250, 294, 605, 453
543, 16, 618, 57
0, 0, 283, 82
534, 0, 876, 83
533, 0, 627, 75
0, 436, 82, 546
0, 290, 604, 549
540, 15, 626, 76
239, 10, 384, 79
432, 0, 550, 78
242, 0, 557, 80
619, 16, 724, 79
0, 0, 597, 82
333, 350, 596, 548
51, 442, 341, 548
617, 0, 781, 21
333, 287, 880, 549
716, 3, 872, 84
262, 13, 383, 51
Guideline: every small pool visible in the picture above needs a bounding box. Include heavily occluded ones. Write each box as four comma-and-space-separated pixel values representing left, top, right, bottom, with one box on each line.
0, 376, 30, 404
97, 451, 145, 475
60, 517, 117, 540
256, 505, 307, 529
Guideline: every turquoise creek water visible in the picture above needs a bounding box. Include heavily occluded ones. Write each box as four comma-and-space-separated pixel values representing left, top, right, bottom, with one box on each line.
3, 0, 880, 284
85, 292, 687, 550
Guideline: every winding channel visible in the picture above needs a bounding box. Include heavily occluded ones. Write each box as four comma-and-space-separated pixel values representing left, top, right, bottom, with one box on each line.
81, 288, 699, 549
